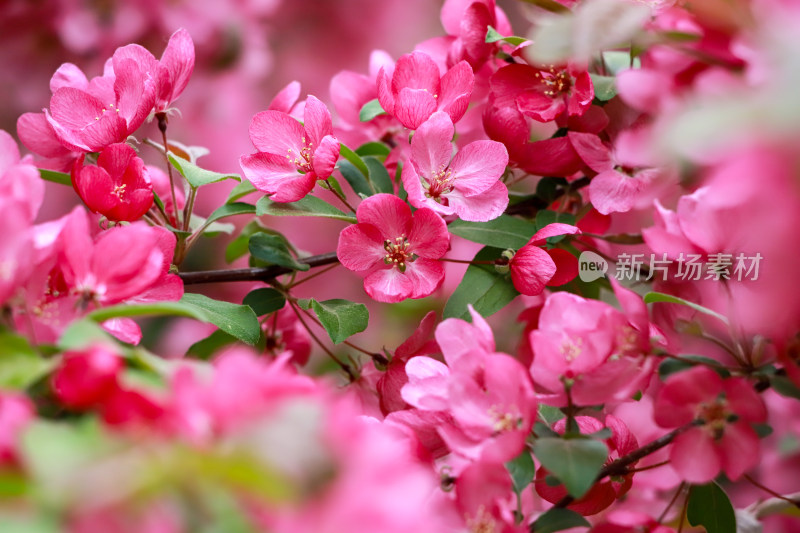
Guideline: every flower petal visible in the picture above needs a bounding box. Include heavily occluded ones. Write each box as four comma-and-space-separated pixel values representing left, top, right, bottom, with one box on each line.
303, 95, 334, 148
356, 194, 412, 240
407, 207, 449, 258
589, 170, 642, 215
449, 140, 508, 196
395, 88, 437, 130
337, 223, 386, 272
510, 244, 556, 296
411, 111, 454, 178
239, 152, 315, 202
248, 110, 304, 155
448, 180, 508, 222
364, 266, 415, 303
311, 134, 340, 179
669, 429, 720, 484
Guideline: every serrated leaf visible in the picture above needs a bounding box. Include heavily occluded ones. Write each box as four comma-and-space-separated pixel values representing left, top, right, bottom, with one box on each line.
364, 156, 393, 194
309, 299, 369, 344
449, 215, 537, 250
359, 98, 386, 122
168, 153, 241, 188
643, 292, 729, 325
248, 233, 310, 272
506, 451, 536, 494
256, 195, 356, 223
38, 169, 71, 186
0, 333, 55, 390
687, 482, 736, 533
243, 288, 286, 316
180, 293, 261, 346
589, 73, 617, 101
355, 142, 391, 157
444, 247, 519, 320
534, 437, 608, 499
531, 508, 590, 533
226, 180, 257, 203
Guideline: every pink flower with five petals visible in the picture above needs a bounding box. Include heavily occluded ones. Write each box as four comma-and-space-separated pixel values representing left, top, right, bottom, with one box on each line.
337, 194, 449, 303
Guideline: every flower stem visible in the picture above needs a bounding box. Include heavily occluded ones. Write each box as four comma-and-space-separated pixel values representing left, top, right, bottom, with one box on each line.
156, 113, 181, 226
178, 252, 340, 284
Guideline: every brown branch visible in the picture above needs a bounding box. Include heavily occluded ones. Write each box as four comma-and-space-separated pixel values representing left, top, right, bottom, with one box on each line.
178, 252, 340, 285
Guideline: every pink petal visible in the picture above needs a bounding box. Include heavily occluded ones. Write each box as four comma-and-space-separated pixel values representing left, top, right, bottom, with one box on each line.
17, 113, 72, 159
78, 114, 128, 153
718, 422, 760, 481
545, 248, 578, 286
654, 366, 722, 428
568, 131, 614, 173
356, 194, 412, 240
50, 63, 89, 93
609, 277, 649, 334
530, 223, 580, 245
337, 223, 386, 272
49, 87, 106, 130
311, 134, 340, 179
74, 165, 118, 214
364, 266, 415, 303
159, 28, 195, 103
407, 207, 449, 258
438, 61, 474, 123
489, 64, 536, 109
0, 131, 21, 173
303, 95, 334, 148
641, 200, 701, 260
377, 68, 395, 115
102, 318, 142, 345
411, 111, 454, 178
723, 379, 767, 423
588, 170, 642, 215
401, 160, 444, 214
248, 110, 304, 155
239, 152, 316, 202
401, 356, 451, 410
460, 2, 494, 66
568, 70, 594, 115
97, 143, 137, 178
440, 0, 472, 35
396, 310, 439, 358
269, 80, 301, 113
510, 244, 556, 296
516, 91, 566, 122
449, 140, 508, 196
395, 87, 437, 130
392, 51, 440, 95
616, 68, 672, 113
330, 71, 372, 125
405, 258, 445, 299
448, 180, 508, 222
113, 58, 155, 132
669, 429, 720, 484
518, 137, 583, 177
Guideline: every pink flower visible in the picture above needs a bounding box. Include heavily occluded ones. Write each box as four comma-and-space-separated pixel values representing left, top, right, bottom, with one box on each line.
654, 365, 767, 483
401, 111, 508, 221
240, 95, 340, 202
0, 130, 45, 222
439, 0, 514, 69
377, 51, 474, 130
337, 194, 449, 303
0, 392, 33, 467
44, 57, 156, 153
263, 306, 312, 366
52, 346, 124, 410
113, 28, 195, 113
509, 223, 581, 296
490, 62, 594, 123
71, 143, 154, 222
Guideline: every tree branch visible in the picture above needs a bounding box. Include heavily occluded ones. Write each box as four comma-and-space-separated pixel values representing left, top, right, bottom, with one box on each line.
178, 252, 340, 285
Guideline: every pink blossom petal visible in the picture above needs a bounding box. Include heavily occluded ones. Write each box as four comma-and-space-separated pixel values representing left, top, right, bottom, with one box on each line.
654, 366, 722, 428
0, 131, 21, 173
669, 429, 720, 484
448, 180, 508, 222
723, 379, 767, 423
392, 51, 440, 95
568, 71, 594, 115
510, 244, 556, 296
530, 223, 580, 246
364, 266, 415, 303
303, 95, 334, 148
337, 223, 386, 272
516, 91, 565, 122
50, 63, 89, 93
97, 142, 137, 178
376, 68, 395, 115
160, 28, 195, 103
718, 422, 760, 481
311, 134, 340, 179
17, 113, 72, 159
49, 87, 106, 129
568, 131, 614, 173
519, 137, 582, 177
401, 356, 451, 410
102, 318, 143, 345
239, 152, 316, 202
112, 58, 155, 132
449, 140, 508, 196
248, 110, 304, 155
395, 88, 438, 130
438, 61, 474, 123
401, 161, 445, 214
545, 248, 578, 286
489, 64, 536, 109
410, 111, 454, 178
405, 258, 445, 299
407, 207, 449, 258
268, 80, 301, 113
396, 311, 439, 358
589, 170, 642, 215
356, 194, 412, 240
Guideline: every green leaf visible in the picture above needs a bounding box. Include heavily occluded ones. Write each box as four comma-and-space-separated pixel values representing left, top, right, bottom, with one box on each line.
506, 451, 536, 494
534, 437, 608, 499
355, 142, 391, 158
687, 482, 736, 533
242, 288, 286, 316
58, 320, 114, 350
340, 143, 370, 178
531, 508, 590, 533
589, 73, 617, 101
339, 160, 373, 196
38, 169, 71, 186
364, 156, 393, 194
180, 293, 261, 346
226, 221, 268, 263
309, 299, 369, 344
168, 153, 241, 188
204, 202, 256, 226
658, 355, 731, 380
444, 247, 519, 320
256, 195, 356, 223
449, 215, 537, 250
226, 180, 257, 203
248, 233, 310, 271
359, 98, 386, 122
643, 292, 730, 325
0, 333, 55, 390
485, 26, 527, 46
187, 329, 237, 360
535, 210, 577, 240
770, 375, 800, 400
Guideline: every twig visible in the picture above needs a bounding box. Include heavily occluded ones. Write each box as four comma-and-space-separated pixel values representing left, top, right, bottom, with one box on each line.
178, 252, 339, 285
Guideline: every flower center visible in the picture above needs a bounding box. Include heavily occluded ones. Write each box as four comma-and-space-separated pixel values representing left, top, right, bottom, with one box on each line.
698, 398, 733, 439
94, 103, 120, 121
535, 66, 572, 97
466, 506, 498, 533
287, 136, 314, 173
383, 235, 417, 273
422, 166, 455, 203
489, 405, 521, 434
560, 337, 583, 362
112, 184, 127, 200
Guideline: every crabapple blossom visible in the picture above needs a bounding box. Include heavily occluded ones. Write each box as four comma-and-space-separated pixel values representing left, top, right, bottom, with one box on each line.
240, 95, 340, 202
52, 346, 124, 411
402, 111, 509, 221
337, 194, 449, 303
509, 222, 580, 296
